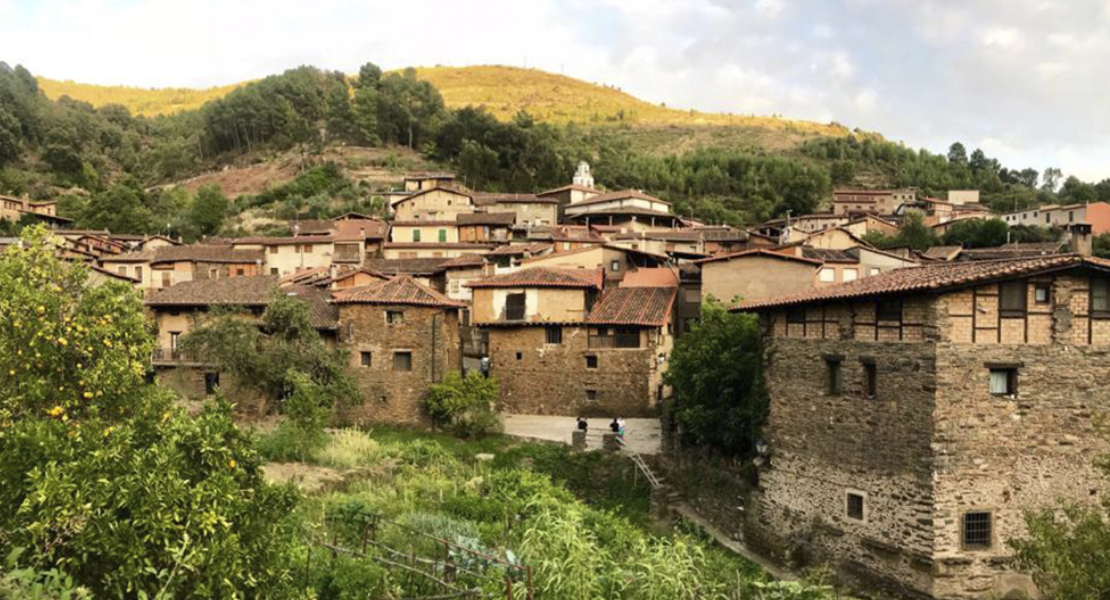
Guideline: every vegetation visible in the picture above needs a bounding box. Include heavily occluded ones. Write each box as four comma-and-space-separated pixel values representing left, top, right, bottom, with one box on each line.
664, 298, 768, 456
863, 215, 1063, 251
0, 226, 303, 598
423, 371, 501, 437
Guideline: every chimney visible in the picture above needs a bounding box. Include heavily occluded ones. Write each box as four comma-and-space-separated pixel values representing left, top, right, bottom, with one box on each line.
1065, 223, 1093, 256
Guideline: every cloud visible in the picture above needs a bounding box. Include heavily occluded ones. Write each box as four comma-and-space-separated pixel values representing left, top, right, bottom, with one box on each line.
1, 0, 1108, 180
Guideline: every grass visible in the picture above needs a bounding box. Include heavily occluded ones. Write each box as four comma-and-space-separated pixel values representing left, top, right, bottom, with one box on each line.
36, 77, 243, 117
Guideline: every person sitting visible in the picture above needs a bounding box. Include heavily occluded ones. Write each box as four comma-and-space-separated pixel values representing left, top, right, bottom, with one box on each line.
577, 416, 588, 432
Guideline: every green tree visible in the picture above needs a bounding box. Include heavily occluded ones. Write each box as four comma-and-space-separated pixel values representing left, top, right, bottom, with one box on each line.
423, 371, 501, 437
80, 180, 155, 233
190, 184, 229, 237
0, 226, 302, 598
663, 299, 767, 455
0, 107, 20, 167
181, 290, 359, 416
894, 212, 940, 251
947, 142, 967, 165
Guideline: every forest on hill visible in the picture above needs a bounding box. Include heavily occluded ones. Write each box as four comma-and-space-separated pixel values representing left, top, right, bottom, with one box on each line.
3, 61, 1109, 237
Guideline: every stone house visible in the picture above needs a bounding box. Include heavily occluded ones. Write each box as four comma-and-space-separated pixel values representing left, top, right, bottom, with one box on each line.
695, 249, 823, 305
229, 236, 364, 276
0, 194, 72, 227
333, 277, 465, 425
101, 245, 264, 291
833, 188, 916, 216
456, 212, 516, 243
145, 275, 337, 403
474, 193, 558, 227
390, 221, 461, 244
391, 187, 475, 222
736, 254, 1110, 599
469, 266, 676, 417
520, 243, 669, 285
564, 189, 685, 232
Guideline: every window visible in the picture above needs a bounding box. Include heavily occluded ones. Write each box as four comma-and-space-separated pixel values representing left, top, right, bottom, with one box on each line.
989, 368, 1018, 397
610, 260, 620, 272
846, 492, 865, 521
843, 268, 859, 282
360, 352, 372, 367
1034, 284, 1050, 304
236, 267, 245, 277
1046, 214, 1051, 224
826, 358, 843, 395
876, 298, 902, 322
412, 229, 422, 242
204, 372, 220, 395
1000, 281, 1028, 317
135, 266, 143, 280
303, 244, 313, 254
586, 355, 598, 369
515, 351, 523, 361
269, 246, 278, 254
161, 272, 171, 288
1069, 211, 1075, 222
862, 361, 877, 398
1092, 277, 1110, 316
271, 268, 279, 275
169, 331, 180, 351
117, 266, 126, 275
545, 326, 563, 344
450, 280, 460, 293
819, 268, 836, 283
962, 512, 993, 549
209, 268, 219, 279
586, 389, 598, 401
786, 306, 806, 324
869, 267, 881, 277
505, 293, 526, 321
386, 310, 404, 324
393, 351, 412, 371
438, 229, 447, 242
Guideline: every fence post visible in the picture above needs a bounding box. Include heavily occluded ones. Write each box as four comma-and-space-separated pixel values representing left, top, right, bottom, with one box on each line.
506, 574, 514, 600
526, 565, 533, 600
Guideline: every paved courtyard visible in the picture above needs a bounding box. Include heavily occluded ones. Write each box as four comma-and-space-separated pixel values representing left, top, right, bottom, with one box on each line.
501, 414, 663, 455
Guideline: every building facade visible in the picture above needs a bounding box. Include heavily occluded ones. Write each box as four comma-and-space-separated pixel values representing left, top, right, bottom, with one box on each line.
738, 255, 1110, 599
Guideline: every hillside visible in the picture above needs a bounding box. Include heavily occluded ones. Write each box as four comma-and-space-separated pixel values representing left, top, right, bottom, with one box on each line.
37, 65, 847, 136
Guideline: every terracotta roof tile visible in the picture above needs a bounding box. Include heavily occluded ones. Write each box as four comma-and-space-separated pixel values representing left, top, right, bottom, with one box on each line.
331, 276, 465, 308
456, 212, 517, 226
588, 287, 677, 327
737, 254, 1110, 310
146, 275, 277, 307
468, 267, 602, 289
487, 243, 552, 256
437, 254, 486, 269
957, 242, 1065, 261
102, 245, 264, 264
693, 248, 824, 266
365, 258, 453, 275
568, 189, 671, 207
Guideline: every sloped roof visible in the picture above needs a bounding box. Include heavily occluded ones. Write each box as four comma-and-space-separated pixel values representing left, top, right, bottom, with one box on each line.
588, 286, 677, 327
471, 193, 557, 206
487, 243, 552, 256
923, 245, 964, 261
147, 275, 278, 307
958, 242, 1066, 261
693, 248, 824, 267
568, 189, 671, 207
537, 184, 599, 196
467, 267, 603, 289
736, 254, 1110, 310
331, 276, 465, 308
284, 285, 340, 329
291, 219, 334, 235
621, 268, 679, 287
102, 245, 264, 264
456, 212, 517, 226
437, 254, 486, 270
366, 257, 453, 276
802, 247, 858, 264
229, 235, 335, 246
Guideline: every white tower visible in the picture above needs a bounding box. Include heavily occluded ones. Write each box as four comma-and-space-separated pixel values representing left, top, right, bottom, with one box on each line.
572, 161, 594, 189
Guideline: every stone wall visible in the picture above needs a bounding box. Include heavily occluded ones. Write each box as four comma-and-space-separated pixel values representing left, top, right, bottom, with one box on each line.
750, 337, 938, 598
487, 325, 660, 417
336, 303, 461, 425
930, 342, 1110, 599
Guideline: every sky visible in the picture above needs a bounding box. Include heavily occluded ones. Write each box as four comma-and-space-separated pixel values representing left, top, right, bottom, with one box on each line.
2, 0, 1109, 181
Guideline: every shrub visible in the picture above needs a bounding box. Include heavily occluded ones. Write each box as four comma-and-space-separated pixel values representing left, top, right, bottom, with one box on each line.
258, 419, 327, 462
423, 372, 501, 437
313, 429, 381, 470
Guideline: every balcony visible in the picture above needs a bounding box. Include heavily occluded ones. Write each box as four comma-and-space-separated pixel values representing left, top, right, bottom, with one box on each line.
151, 348, 208, 365
587, 332, 641, 349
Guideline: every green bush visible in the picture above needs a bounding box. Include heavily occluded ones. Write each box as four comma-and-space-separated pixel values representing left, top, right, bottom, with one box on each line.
423, 372, 501, 437
259, 419, 328, 463
312, 429, 381, 470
